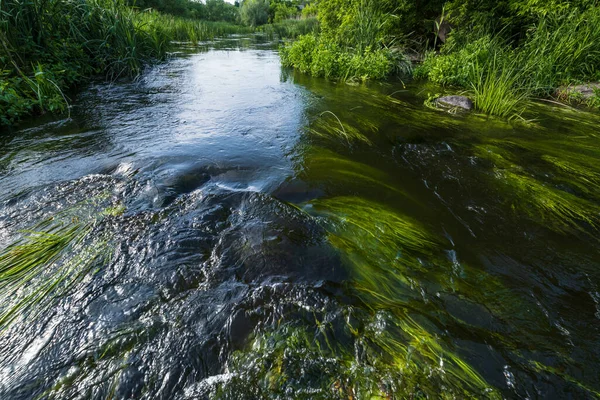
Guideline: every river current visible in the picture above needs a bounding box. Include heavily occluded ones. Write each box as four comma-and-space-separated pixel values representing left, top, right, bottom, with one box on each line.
1, 35, 599, 399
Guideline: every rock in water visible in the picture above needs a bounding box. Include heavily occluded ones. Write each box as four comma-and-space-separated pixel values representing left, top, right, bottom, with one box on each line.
557, 83, 600, 100
436, 95, 474, 110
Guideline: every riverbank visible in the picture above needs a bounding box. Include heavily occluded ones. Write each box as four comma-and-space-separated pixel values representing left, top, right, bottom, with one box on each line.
0, 0, 250, 127
280, 1, 600, 119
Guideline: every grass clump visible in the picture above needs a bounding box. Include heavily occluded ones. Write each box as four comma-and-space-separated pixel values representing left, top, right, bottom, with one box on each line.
470, 53, 529, 119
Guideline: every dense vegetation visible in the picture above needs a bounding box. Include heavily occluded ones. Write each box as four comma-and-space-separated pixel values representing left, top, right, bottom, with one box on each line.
0, 0, 318, 126
0, 0, 254, 126
4, 0, 600, 124
127, 0, 239, 22
281, 0, 600, 118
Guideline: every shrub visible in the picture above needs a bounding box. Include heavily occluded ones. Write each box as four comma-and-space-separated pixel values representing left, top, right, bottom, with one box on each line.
415, 35, 506, 87
280, 34, 318, 74
240, 0, 270, 27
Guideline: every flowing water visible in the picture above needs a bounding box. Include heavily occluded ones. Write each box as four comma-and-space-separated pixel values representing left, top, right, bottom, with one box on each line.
1, 35, 599, 399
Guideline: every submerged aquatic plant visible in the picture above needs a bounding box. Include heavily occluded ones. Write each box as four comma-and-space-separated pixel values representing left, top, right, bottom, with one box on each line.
294, 196, 501, 397
216, 308, 500, 399
308, 111, 373, 146
0, 205, 119, 330
474, 138, 600, 234
298, 146, 407, 197
498, 170, 599, 234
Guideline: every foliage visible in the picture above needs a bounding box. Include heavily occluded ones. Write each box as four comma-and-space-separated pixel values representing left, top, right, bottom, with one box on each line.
260, 17, 319, 39
280, 0, 414, 81
127, 0, 239, 22
0, 0, 248, 126
268, 0, 300, 23
280, 34, 404, 81
240, 0, 270, 27
415, 5, 600, 118
415, 34, 506, 87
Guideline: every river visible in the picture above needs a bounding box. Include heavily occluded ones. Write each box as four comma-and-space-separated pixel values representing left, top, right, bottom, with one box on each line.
1, 35, 599, 399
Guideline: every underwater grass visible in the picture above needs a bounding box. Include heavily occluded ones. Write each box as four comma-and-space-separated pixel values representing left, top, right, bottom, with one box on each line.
0, 205, 119, 330
216, 310, 501, 399
298, 146, 408, 197
473, 140, 600, 235
308, 111, 373, 146
289, 196, 501, 397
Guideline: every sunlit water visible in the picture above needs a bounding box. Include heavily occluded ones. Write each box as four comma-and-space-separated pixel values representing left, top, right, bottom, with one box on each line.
1, 35, 599, 399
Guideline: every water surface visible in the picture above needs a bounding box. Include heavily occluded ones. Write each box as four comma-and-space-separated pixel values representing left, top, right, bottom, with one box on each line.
1, 35, 599, 399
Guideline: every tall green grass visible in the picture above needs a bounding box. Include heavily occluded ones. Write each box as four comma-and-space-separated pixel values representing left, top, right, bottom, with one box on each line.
0, 0, 248, 125
470, 53, 529, 119
417, 7, 600, 118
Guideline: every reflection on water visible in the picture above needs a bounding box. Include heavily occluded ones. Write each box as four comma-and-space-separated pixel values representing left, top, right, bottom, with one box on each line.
1, 35, 599, 399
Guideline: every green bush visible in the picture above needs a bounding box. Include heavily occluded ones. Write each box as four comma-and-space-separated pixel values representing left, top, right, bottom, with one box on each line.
280, 34, 318, 74
415, 35, 506, 87
281, 34, 400, 81
240, 0, 270, 27
280, 0, 413, 81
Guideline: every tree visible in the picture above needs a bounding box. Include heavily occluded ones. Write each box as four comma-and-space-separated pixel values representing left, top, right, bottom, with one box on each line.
241, 0, 270, 26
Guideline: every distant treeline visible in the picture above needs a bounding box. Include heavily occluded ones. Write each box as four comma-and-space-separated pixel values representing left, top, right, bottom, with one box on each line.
127, 0, 239, 22
126, 0, 310, 25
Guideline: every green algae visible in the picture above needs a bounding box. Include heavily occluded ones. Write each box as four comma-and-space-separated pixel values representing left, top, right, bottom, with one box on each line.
216, 312, 501, 400
0, 204, 118, 330
473, 137, 600, 235
298, 146, 406, 196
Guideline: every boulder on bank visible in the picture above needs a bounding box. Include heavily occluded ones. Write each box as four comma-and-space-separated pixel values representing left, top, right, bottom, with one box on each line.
557, 83, 600, 100
436, 95, 474, 111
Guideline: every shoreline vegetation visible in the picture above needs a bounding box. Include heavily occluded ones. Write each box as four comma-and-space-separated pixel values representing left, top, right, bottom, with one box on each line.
0, 0, 254, 127
2, 0, 600, 124
280, 0, 600, 119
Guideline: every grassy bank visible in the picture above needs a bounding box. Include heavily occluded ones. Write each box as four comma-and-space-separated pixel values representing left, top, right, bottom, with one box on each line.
416, 7, 600, 119
280, 1, 600, 118
0, 0, 249, 126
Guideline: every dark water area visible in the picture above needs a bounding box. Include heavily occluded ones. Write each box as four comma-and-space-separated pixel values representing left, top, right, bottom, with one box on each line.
1, 35, 599, 399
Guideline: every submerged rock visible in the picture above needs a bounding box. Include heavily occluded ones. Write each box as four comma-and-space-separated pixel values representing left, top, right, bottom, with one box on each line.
436, 95, 474, 110
557, 83, 600, 100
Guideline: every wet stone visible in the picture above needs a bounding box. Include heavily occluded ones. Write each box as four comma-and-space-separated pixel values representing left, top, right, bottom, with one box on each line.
437, 95, 474, 110
557, 83, 600, 99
